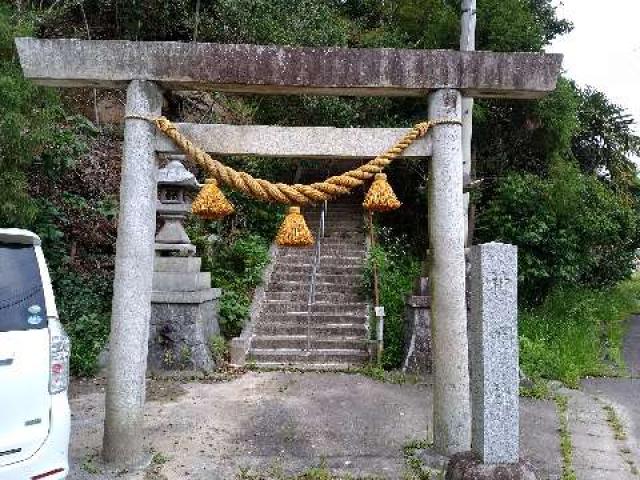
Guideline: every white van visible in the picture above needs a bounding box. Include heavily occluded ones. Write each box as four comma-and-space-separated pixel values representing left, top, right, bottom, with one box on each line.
0, 229, 70, 480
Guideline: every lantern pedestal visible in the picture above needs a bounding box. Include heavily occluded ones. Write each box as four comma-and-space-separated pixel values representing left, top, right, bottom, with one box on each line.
148, 159, 221, 372
149, 257, 221, 372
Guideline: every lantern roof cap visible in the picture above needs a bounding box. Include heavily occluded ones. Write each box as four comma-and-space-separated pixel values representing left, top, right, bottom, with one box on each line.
157, 159, 199, 189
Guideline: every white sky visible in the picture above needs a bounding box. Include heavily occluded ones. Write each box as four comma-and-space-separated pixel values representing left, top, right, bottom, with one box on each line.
547, 0, 640, 135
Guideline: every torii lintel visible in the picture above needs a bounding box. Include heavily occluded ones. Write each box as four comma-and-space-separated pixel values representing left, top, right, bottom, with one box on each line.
15, 38, 562, 100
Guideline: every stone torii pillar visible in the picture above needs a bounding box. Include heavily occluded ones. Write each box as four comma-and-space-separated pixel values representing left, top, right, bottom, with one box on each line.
103, 80, 163, 466
14, 37, 562, 469
428, 89, 471, 454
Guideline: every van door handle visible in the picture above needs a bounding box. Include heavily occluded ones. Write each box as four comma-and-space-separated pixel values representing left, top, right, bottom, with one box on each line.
0, 358, 14, 366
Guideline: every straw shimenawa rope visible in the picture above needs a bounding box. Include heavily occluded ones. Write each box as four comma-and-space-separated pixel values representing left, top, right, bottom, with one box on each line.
146, 116, 460, 206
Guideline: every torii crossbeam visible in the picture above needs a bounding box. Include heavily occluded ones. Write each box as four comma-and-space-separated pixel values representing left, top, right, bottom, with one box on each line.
16, 37, 562, 469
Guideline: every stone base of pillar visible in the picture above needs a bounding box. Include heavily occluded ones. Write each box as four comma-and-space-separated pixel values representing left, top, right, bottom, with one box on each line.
403, 295, 432, 374
149, 255, 221, 372
445, 452, 538, 480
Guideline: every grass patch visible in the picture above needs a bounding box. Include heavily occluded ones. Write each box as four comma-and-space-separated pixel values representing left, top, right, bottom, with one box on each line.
362, 240, 421, 369
236, 462, 385, 479
519, 377, 551, 399
402, 439, 444, 480
355, 364, 418, 384
603, 404, 627, 441
554, 395, 577, 480
81, 453, 101, 474
151, 450, 171, 465
519, 277, 640, 387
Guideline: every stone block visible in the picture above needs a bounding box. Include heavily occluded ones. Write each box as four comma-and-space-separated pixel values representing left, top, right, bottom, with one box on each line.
152, 271, 211, 292
403, 295, 432, 375
149, 254, 220, 372
446, 452, 537, 480
151, 289, 220, 304
148, 299, 219, 371
229, 336, 249, 366
469, 242, 519, 465
154, 256, 202, 273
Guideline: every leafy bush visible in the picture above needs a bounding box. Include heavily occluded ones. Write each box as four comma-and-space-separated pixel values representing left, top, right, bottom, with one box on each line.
519, 278, 640, 387
208, 335, 229, 364
189, 231, 271, 338
362, 231, 421, 368
53, 269, 112, 375
0, 5, 89, 227
478, 160, 640, 304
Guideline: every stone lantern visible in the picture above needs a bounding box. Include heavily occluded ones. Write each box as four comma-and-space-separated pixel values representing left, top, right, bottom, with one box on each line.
149, 157, 221, 372
155, 158, 199, 255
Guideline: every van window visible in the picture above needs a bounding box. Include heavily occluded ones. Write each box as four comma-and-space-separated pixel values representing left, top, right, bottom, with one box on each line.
0, 244, 48, 332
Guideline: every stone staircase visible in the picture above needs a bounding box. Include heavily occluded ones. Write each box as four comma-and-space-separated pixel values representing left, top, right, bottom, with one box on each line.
248, 192, 371, 369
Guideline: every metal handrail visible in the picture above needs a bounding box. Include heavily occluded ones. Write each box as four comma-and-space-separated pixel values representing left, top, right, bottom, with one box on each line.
306, 199, 326, 351
368, 211, 384, 364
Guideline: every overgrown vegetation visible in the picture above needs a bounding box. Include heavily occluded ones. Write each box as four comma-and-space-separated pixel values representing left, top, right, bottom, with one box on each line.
362, 231, 421, 369
519, 278, 640, 387
479, 159, 640, 305
1, 5, 117, 375
192, 231, 271, 338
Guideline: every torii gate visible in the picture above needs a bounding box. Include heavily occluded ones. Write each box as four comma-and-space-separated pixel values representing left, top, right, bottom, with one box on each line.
15, 37, 562, 468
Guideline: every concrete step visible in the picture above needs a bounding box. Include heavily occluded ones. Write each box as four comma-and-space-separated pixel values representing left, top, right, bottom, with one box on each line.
307, 206, 363, 212
276, 252, 364, 261
274, 254, 365, 264
268, 264, 364, 275
304, 211, 362, 218
252, 335, 368, 350
152, 271, 211, 291
270, 272, 362, 283
277, 247, 365, 256
259, 312, 367, 324
305, 217, 363, 223
154, 256, 202, 273
264, 292, 363, 303
249, 362, 364, 371
274, 253, 365, 263
262, 301, 367, 314
254, 323, 367, 336
266, 281, 361, 294
305, 220, 363, 228
322, 232, 364, 238
248, 348, 369, 364
318, 238, 366, 247
277, 248, 366, 258
249, 186, 369, 369
272, 260, 364, 270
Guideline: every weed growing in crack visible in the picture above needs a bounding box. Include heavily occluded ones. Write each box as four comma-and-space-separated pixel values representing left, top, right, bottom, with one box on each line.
554, 395, 577, 480
603, 404, 627, 441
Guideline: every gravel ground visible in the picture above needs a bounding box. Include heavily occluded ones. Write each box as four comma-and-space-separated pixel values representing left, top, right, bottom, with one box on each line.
66, 371, 561, 480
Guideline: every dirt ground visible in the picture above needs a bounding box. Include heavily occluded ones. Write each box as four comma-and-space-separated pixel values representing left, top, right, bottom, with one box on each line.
66, 371, 561, 480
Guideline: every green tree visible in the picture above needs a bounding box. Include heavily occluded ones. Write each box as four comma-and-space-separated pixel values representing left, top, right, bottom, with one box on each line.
0, 5, 60, 226
571, 87, 640, 187
478, 160, 640, 304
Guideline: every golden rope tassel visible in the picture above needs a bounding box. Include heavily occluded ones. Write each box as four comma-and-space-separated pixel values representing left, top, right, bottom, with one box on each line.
276, 206, 314, 247
191, 178, 235, 220
363, 173, 401, 212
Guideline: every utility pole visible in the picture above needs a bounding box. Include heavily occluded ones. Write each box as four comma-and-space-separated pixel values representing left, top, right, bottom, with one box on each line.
461, 0, 476, 247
